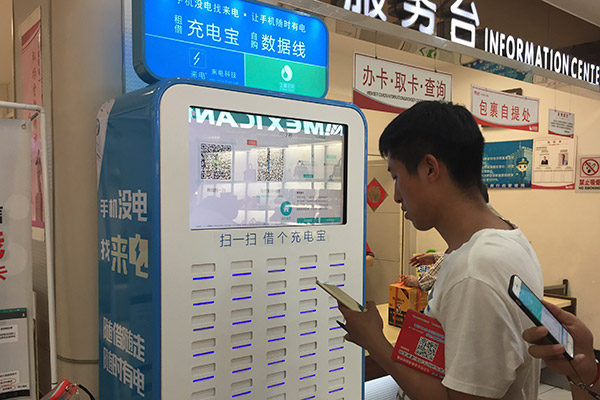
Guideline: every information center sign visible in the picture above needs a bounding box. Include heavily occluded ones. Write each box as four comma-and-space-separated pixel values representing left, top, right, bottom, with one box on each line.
133, 0, 328, 97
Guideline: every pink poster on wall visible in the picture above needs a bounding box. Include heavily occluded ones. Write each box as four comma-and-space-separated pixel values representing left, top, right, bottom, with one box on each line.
20, 13, 43, 228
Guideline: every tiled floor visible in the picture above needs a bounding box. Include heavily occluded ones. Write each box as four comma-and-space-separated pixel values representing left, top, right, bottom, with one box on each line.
538, 383, 571, 400
364, 376, 572, 400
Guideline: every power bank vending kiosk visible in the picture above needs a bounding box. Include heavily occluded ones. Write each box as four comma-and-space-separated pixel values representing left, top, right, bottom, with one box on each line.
97, 79, 367, 399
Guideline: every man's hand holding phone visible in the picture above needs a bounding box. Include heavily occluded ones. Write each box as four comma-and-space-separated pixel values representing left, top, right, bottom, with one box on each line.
337, 300, 389, 353
316, 280, 390, 353
509, 275, 575, 359
522, 300, 598, 386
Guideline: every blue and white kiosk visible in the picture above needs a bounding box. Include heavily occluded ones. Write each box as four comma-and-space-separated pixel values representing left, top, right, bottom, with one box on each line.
97, 78, 368, 399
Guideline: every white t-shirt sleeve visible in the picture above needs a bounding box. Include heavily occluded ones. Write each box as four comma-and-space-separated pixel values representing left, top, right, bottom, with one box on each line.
438, 277, 527, 398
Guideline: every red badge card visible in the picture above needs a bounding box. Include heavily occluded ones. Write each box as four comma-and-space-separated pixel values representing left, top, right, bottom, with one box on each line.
391, 309, 445, 380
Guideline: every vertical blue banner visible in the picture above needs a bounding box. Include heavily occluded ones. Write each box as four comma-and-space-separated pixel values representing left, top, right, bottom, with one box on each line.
483, 140, 533, 188
98, 95, 161, 400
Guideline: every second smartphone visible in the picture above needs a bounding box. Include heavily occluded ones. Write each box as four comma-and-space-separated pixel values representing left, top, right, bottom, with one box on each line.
508, 274, 574, 359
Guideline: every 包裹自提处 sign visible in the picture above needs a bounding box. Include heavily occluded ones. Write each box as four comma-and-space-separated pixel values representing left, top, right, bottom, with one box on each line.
471, 85, 539, 132
133, 0, 328, 97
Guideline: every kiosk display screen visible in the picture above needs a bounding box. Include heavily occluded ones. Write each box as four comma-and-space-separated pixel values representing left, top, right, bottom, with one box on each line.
189, 106, 347, 229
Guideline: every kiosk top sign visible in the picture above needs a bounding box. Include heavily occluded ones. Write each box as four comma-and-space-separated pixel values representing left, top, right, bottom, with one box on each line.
133, 0, 329, 97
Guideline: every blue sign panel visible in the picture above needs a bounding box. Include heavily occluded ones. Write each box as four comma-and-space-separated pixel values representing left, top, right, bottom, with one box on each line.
133, 0, 328, 97
482, 140, 533, 188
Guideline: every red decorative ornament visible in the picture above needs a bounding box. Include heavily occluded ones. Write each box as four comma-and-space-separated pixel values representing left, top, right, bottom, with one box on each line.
367, 178, 388, 211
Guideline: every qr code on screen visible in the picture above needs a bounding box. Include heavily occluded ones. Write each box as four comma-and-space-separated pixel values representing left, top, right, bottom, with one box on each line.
257, 147, 284, 182
200, 143, 232, 180
415, 336, 439, 362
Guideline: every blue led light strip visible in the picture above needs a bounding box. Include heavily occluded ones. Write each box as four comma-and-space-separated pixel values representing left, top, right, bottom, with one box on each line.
193, 350, 215, 357
193, 326, 215, 331
299, 374, 316, 380
329, 326, 342, 331
267, 359, 285, 366
232, 272, 252, 277
267, 382, 285, 388
299, 352, 316, 358
232, 367, 252, 374
300, 266, 316, 270
329, 305, 338, 309
232, 320, 252, 325
267, 314, 285, 319
329, 366, 344, 373
268, 269, 286, 273
329, 387, 344, 393
232, 390, 252, 398
300, 288, 316, 292
232, 344, 252, 350
300, 331, 316, 336
193, 276, 215, 280
192, 375, 215, 383
193, 300, 215, 306
232, 296, 252, 301
336, 284, 345, 287
267, 292, 285, 296
329, 346, 344, 351
330, 263, 345, 267
300, 309, 316, 314
300, 396, 316, 400
267, 337, 285, 343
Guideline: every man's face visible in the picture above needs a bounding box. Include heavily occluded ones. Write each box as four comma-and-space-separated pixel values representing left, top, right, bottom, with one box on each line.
387, 157, 431, 230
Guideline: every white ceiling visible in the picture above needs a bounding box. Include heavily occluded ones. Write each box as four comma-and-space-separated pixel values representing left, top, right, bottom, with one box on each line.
541, 0, 600, 28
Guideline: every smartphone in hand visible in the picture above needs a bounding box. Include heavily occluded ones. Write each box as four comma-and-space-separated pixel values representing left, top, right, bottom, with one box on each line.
316, 280, 364, 312
508, 274, 574, 359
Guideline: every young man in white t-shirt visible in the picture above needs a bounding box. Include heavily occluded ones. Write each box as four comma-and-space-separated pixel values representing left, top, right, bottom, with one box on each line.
339, 101, 543, 400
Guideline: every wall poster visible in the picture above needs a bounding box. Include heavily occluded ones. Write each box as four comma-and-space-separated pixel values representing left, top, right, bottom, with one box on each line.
482, 140, 533, 188
531, 138, 576, 189
548, 109, 575, 137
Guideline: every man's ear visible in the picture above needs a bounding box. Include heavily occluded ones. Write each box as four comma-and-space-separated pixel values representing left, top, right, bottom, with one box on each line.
422, 154, 441, 182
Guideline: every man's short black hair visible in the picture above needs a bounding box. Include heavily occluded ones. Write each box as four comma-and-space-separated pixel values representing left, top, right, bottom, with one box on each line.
379, 100, 484, 190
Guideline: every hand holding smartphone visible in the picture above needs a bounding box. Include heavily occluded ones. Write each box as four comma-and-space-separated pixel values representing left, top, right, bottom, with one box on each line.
508, 274, 574, 359
316, 280, 364, 312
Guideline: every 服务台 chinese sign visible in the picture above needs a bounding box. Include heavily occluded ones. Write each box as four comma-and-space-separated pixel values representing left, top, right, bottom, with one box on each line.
133, 0, 328, 97
471, 85, 539, 132
353, 53, 452, 113
342, 0, 600, 89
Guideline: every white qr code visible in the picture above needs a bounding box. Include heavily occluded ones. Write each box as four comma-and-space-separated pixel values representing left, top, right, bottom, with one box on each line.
200, 143, 232, 180
415, 336, 439, 362
257, 148, 284, 182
